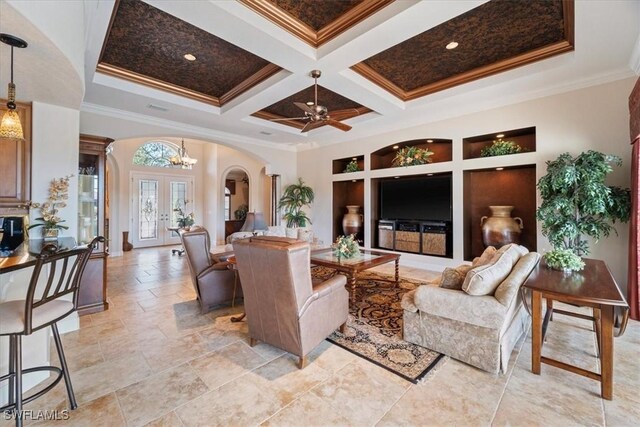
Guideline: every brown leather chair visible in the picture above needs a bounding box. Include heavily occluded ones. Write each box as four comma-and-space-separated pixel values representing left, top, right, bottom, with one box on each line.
180, 227, 241, 314
233, 236, 348, 368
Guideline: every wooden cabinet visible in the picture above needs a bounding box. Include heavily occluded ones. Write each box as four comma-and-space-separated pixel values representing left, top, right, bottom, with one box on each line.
77, 134, 113, 315
0, 100, 31, 214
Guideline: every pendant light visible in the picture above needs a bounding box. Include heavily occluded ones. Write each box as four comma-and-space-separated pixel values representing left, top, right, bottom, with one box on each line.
169, 139, 198, 169
0, 33, 28, 140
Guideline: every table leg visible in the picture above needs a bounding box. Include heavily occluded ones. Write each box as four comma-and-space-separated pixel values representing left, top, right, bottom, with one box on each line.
593, 307, 601, 358
394, 259, 400, 285
348, 274, 357, 302
230, 312, 246, 323
532, 290, 542, 375
600, 305, 614, 400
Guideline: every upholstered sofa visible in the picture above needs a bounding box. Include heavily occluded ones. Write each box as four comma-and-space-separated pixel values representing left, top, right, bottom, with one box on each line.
401, 244, 540, 374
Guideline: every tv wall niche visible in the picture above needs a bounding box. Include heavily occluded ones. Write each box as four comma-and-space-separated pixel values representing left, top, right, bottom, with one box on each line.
374, 172, 453, 258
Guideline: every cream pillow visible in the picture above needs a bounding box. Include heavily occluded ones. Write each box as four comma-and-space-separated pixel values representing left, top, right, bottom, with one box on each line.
462, 256, 513, 296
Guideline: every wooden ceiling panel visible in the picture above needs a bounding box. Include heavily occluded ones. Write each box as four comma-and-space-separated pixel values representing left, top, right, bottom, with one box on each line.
240, 0, 393, 47
353, 0, 574, 100
98, 0, 281, 106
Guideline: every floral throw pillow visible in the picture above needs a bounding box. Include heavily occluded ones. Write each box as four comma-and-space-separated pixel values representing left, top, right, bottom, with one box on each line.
439, 265, 473, 290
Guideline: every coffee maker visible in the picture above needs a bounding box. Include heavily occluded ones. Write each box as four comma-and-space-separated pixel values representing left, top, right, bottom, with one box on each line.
0, 216, 25, 254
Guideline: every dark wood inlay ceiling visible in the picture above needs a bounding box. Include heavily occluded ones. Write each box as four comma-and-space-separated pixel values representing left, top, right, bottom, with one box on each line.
240, 0, 393, 47
97, 0, 281, 106
253, 85, 371, 130
353, 0, 574, 101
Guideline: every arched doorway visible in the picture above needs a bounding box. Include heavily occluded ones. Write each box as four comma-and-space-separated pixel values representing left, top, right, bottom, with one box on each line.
223, 168, 249, 241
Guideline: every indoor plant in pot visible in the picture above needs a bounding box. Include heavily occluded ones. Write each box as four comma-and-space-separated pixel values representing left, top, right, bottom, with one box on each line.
27, 175, 72, 240
536, 150, 630, 270
278, 177, 314, 238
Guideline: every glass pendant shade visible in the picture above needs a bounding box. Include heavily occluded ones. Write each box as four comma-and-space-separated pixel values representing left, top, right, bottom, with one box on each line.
0, 107, 23, 139
169, 139, 198, 169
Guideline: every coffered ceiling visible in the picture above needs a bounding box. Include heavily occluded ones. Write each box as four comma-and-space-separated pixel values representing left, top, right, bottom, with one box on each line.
72, 0, 640, 147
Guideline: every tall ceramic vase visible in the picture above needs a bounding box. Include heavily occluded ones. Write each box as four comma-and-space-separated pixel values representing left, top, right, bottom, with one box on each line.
342, 205, 363, 236
480, 206, 523, 248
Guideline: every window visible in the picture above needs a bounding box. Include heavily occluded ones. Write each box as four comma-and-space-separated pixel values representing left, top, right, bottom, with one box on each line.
133, 141, 179, 167
224, 187, 231, 220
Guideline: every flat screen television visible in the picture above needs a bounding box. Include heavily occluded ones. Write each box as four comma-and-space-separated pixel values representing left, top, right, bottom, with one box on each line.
380, 174, 452, 222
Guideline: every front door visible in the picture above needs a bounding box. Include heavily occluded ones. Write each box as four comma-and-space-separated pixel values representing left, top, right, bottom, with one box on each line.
131, 173, 194, 248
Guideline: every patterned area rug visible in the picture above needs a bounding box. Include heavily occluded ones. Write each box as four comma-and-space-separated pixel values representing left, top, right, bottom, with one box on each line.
312, 267, 444, 383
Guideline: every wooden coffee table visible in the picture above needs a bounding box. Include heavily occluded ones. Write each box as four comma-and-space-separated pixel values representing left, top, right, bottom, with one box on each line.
310, 248, 400, 301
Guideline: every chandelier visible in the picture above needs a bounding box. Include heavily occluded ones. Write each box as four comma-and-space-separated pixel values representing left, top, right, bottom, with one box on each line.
0, 33, 28, 139
169, 139, 198, 169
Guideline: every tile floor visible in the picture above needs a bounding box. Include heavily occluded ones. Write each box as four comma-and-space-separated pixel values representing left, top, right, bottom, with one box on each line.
3, 246, 639, 426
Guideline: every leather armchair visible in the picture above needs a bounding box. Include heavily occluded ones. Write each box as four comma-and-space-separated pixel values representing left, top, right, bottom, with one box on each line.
180, 228, 242, 314
233, 236, 348, 369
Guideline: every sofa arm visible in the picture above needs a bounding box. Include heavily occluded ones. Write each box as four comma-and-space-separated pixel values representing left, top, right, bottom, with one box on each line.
414, 286, 507, 330
299, 275, 347, 316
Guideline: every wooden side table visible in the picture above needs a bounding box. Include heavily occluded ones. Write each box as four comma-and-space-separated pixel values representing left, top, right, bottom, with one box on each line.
521, 258, 629, 400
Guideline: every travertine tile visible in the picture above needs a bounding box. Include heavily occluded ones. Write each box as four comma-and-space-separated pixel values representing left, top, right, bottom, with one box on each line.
34, 393, 125, 427
261, 392, 351, 426
175, 374, 281, 426
116, 364, 209, 427
61, 320, 127, 350
49, 342, 104, 373
98, 325, 168, 360
310, 361, 406, 425
143, 411, 183, 427
142, 333, 209, 372
189, 341, 267, 389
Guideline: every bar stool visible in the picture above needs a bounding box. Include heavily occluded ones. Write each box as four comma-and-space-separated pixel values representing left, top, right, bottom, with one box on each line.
0, 236, 103, 426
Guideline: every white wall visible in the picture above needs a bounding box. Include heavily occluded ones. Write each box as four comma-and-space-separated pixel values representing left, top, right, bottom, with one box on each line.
298, 77, 636, 286
30, 101, 80, 239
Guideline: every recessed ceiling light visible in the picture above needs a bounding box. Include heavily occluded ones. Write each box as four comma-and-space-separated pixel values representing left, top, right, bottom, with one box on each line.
426, 139, 433, 143
394, 176, 400, 179
306, 101, 314, 106
496, 133, 505, 138
352, 180, 356, 183
496, 167, 504, 171
446, 41, 459, 50
259, 131, 272, 135
352, 157, 357, 160
427, 173, 434, 176
392, 145, 399, 149
183, 53, 196, 61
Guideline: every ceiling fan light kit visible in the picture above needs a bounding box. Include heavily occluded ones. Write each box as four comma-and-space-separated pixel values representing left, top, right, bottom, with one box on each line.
270, 69, 353, 133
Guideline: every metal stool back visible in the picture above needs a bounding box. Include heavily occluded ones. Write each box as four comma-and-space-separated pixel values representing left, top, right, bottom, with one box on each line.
0, 236, 103, 426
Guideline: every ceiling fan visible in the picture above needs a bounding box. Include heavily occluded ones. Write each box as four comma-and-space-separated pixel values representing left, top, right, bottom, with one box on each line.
270, 70, 354, 133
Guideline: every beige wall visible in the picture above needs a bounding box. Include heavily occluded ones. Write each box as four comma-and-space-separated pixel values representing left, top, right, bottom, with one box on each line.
298, 77, 636, 286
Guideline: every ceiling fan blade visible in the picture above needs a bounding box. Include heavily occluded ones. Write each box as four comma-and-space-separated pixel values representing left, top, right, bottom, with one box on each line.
326, 119, 352, 132
329, 108, 361, 121
300, 120, 324, 133
269, 116, 308, 122
294, 102, 315, 114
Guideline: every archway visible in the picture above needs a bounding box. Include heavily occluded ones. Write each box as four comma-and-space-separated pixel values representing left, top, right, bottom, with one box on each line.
222, 168, 250, 242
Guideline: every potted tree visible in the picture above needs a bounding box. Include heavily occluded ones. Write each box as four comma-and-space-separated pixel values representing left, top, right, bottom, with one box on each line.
536, 150, 631, 270
278, 177, 314, 238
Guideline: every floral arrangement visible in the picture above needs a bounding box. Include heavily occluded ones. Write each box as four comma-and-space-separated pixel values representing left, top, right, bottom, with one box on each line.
332, 234, 360, 259
391, 146, 434, 167
173, 199, 195, 228
27, 175, 72, 233
544, 248, 585, 272
343, 159, 360, 173
480, 140, 522, 157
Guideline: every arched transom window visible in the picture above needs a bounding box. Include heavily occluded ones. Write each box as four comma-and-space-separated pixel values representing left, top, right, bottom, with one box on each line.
132, 141, 179, 168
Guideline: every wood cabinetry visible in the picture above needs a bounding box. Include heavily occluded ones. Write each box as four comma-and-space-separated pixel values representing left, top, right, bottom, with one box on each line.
77, 134, 113, 315
0, 100, 31, 214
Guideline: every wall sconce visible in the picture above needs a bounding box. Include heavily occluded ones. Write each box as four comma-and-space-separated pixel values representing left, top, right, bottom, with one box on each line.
0, 33, 28, 139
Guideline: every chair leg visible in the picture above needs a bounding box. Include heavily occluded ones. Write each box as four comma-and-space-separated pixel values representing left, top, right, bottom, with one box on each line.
8, 335, 15, 409
51, 323, 77, 410
249, 338, 258, 347
297, 356, 307, 370
15, 335, 22, 427
593, 308, 602, 358
339, 322, 347, 334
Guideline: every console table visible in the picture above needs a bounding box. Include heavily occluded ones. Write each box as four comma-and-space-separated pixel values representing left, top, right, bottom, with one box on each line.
521, 258, 629, 400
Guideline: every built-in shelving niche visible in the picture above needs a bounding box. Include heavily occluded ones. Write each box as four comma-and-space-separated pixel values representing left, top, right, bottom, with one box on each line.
332, 179, 365, 245
463, 127, 536, 160
332, 155, 364, 174
463, 164, 537, 261
371, 138, 452, 170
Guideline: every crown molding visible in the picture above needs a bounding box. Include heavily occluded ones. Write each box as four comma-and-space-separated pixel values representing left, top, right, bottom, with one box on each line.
80, 102, 296, 152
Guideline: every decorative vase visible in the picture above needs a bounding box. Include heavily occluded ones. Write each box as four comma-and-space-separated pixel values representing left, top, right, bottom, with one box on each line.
480, 205, 523, 248
122, 231, 134, 252
43, 227, 59, 241
342, 205, 363, 236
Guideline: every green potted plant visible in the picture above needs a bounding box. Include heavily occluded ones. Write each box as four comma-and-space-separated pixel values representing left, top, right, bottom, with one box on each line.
536, 150, 631, 265
544, 248, 585, 272
344, 159, 360, 173
27, 175, 72, 240
392, 146, 434, 167
234, 204, 248, 221
480, 139, 522, 157
278, 177, 314, 230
